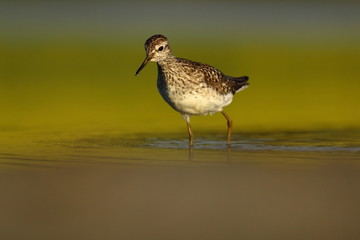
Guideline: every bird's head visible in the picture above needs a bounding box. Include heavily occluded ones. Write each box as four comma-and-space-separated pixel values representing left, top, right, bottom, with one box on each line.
135, 34, 171, 76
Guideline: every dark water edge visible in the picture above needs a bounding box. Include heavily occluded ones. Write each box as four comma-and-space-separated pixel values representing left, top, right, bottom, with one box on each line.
1, 161, 360, 240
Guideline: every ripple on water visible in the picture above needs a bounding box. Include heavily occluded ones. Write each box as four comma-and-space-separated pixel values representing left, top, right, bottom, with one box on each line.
141, 130, 360, 153
1, 130, 359, 169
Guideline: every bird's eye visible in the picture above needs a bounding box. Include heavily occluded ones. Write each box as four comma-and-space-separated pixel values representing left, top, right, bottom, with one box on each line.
158, 46, 164, 51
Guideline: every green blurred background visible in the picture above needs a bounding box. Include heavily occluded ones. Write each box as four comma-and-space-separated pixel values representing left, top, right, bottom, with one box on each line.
1, 0, 360, 135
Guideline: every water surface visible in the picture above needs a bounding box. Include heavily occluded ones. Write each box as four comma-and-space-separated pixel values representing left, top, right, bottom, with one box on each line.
1, 129, 359, 169
1, 129, 360, 240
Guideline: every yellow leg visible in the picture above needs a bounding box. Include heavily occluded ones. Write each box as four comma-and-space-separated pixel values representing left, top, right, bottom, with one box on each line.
185, 118, 194, 146
221, 111, 233, 145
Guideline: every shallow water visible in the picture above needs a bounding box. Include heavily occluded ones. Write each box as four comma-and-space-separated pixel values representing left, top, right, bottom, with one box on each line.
1, 129, 359, 169
1, 129, 360, 240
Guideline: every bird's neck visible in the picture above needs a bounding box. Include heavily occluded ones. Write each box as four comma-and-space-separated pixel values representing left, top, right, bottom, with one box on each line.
157, 55, 177, 68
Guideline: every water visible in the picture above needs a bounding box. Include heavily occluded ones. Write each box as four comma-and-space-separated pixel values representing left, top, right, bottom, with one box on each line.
1, 129, 359, 168
1, 129, 360, 240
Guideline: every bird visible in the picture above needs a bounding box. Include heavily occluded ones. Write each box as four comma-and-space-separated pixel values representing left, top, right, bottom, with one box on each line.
135, 34, 249, 146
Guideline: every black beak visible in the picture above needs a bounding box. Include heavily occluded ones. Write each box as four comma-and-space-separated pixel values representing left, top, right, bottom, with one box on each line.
135, 56, 150, 76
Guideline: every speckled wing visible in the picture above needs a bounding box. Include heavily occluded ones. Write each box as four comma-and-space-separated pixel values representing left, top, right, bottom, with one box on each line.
175, 58, 249, 95
200, 64, 249, 95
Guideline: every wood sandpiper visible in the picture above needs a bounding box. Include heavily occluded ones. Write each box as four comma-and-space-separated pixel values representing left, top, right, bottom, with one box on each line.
135, 34, 249, 146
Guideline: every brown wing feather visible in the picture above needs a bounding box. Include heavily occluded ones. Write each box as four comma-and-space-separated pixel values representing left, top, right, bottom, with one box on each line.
176, 58, 249, 94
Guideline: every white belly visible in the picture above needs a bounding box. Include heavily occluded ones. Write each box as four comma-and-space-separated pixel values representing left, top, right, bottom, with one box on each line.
159, 87, 234, 116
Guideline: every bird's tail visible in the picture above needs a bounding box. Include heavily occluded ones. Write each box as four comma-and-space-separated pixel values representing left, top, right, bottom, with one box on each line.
227, 76, 249, 83
226, 75, 249, 93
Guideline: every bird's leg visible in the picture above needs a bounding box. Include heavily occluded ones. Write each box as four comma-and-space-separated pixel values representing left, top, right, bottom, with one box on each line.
221, 111, 233, 145
186, 120, 194, 146
184, 116, 194, 146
